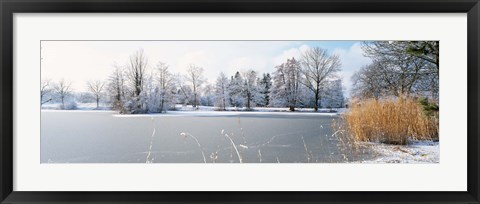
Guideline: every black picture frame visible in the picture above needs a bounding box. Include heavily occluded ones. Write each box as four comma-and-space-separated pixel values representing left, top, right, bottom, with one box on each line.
1, 0, 479, 203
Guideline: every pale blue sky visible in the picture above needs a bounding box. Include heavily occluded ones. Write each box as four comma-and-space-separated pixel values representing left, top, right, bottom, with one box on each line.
41, 41, 371, 96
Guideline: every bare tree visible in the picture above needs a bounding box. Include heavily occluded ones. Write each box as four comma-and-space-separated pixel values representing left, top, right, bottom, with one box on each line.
54, 79, 72, 109
155, 62, 175, 112
108, 65, 126, 112
87, 80, 105, 109
361, 41, 437, 98
378, 57, 427, 97
174, 74, 192, 106
41, 79, 52, 105
185, 64, 205, 108
363, 41, 439, 74
300, 47, 342, 111
126, 49, 148, 97
351, 63, 387, 100
124, 49, 148, 113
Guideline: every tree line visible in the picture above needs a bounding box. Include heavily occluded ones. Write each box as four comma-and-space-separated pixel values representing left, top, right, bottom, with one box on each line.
41, 46, 346, 113
351, 41, 439, 101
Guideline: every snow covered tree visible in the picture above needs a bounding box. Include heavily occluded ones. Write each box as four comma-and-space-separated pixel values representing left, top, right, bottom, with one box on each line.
257, 73, 272, 107
53, 79, 72, 109
176, 75, 193, 106
157, 62, 176, 112
271, 58, 303, 111
321, 79, 345, 109
228, 72, 244, 108
125, 49, 148, 113
143, 75, 158, 113
75, 92, 95, 104
300, 47, 341, 111
201, 83, 215, 107
185, 64, 205, 108
214, 72, 229, 110
41, 78, 52, 105
241, 70, 261, 110
126, 49, 147, 97
144, 62, 176, 113
86, 80, 105, 109
108, 65, 126, 112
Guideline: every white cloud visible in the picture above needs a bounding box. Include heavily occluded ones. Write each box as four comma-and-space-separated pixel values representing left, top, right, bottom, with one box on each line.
228, 57, 254, 71
273, 44, 310, 65
175, 50, 216, 81
333, 42, 372, 96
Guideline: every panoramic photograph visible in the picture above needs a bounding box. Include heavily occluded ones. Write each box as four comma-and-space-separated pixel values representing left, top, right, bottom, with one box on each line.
40, 41, 439, 163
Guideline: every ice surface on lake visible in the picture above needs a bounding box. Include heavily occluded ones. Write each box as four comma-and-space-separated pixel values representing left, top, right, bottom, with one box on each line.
41, 111, 372, 163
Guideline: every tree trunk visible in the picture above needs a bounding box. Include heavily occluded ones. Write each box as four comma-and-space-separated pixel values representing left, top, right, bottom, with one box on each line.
193, 93, 197, 108
160, 98, 165, 113
222, 98, 226, 110
96, 96, 99, 109
318, 95, 321, 110
247, 94, 251, 109
314, 91, 319, 112
289, 106, 295, 111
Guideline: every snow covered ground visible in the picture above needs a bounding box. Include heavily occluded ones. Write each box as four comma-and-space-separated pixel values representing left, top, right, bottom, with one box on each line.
112, 110, 340, 118
358, 140, 439, 163
172, 104, 343, 113
41, 103, 112, 110
42, 103, 345, 114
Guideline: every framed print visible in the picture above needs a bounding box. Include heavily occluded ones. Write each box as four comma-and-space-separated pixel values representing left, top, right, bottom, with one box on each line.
1, 0, 479, 203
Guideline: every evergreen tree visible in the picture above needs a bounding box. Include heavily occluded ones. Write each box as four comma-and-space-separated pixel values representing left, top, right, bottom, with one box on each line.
228, 72, 244, 108
257, 73, 272, 107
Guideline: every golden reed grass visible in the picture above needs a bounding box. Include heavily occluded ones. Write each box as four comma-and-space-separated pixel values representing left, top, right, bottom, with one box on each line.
344, 97, 438, 145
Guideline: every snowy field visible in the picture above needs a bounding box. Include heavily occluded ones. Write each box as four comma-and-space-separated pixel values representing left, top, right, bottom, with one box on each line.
358, 140, 439, 163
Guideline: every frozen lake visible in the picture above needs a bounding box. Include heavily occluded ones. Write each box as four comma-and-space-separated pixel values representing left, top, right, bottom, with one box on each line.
41, 111, 372, 163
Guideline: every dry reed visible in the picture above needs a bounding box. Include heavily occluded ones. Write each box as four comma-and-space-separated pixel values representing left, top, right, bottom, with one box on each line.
344, 97, 438, 145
